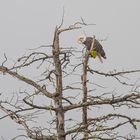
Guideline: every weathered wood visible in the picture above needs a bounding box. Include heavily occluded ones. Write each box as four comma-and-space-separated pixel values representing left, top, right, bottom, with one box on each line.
52, 27, 65, 140
82, 36, 95, 139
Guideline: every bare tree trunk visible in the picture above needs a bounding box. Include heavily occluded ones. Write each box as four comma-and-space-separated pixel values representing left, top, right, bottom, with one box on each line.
82, 36, 95, 140
53, 27, 65, 140
82, 53, 89, 140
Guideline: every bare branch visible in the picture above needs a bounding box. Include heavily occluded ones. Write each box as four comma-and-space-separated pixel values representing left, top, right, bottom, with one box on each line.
63, 92, 140, 111
12, 52, 53, 69
23, 97, 55, 111
0, 104, 57, 140
58, 7, 65, 29
88, 68, 140, 77
0, 66, 53, 98
2, 53, 7, 66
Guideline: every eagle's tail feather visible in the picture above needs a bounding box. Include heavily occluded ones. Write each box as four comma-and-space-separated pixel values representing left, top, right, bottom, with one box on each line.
97, 53, 103, 63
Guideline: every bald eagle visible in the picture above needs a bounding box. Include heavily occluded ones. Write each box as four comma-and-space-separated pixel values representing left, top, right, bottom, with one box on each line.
77, 36, 106, 63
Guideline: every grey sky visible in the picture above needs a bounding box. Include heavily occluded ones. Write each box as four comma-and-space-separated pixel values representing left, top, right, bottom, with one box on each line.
0, 0, 140, 69
0, 0, 140, 139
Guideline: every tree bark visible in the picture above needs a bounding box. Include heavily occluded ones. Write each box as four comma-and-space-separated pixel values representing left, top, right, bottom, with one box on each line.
82, 36, 95, 139
52, 27, 65, 140
82, 52, 89, 140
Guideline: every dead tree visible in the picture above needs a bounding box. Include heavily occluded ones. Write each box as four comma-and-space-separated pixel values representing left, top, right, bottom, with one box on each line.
0, 20, 140, 140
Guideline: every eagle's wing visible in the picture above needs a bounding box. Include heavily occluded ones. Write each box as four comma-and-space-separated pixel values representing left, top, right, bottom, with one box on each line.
95, 40, 106, 59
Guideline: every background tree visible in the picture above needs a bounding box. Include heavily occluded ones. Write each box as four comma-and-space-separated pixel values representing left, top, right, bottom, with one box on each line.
0, 20, 140, 140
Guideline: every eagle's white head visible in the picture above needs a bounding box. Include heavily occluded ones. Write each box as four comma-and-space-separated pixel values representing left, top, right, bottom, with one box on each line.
77, 36, 86, 44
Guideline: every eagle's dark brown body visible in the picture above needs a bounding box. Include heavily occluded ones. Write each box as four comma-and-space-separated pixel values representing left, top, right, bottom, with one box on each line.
83, 37, 106, 59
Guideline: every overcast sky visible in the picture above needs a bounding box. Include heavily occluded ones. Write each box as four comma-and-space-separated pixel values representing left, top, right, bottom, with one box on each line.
0, 0, 140, 139
0, 0, 140, 68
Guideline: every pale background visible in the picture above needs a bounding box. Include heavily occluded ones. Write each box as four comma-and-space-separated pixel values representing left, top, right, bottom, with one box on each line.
0, 0, 140, 139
